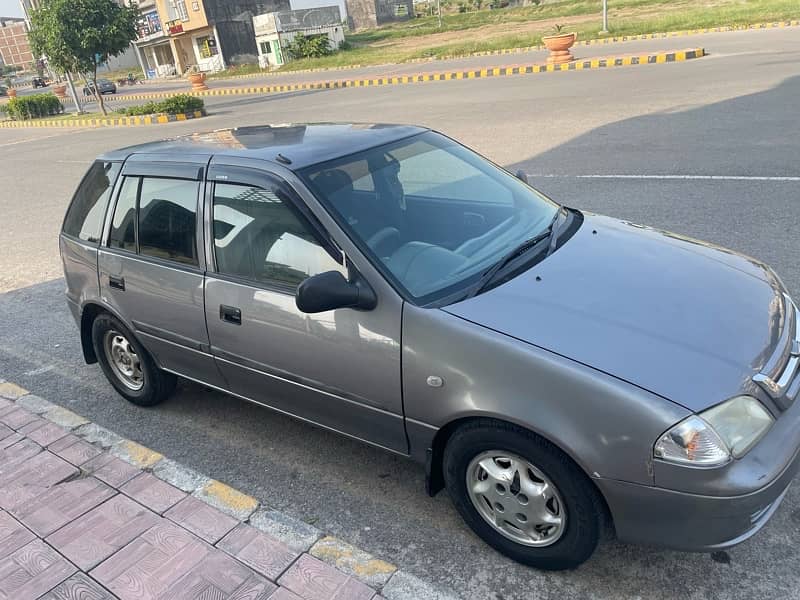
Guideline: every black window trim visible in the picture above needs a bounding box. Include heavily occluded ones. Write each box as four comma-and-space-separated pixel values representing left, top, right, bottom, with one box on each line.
205, 164, 343, 291
61, 160, 122, 246
103, 170, 206, 271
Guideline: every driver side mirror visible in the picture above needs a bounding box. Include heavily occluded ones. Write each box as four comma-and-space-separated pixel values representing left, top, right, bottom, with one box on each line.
295, 270, 377, 314
515, 170, 529, 184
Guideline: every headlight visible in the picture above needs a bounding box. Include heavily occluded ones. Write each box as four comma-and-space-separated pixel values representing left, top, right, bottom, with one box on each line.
654, 396, 773, 466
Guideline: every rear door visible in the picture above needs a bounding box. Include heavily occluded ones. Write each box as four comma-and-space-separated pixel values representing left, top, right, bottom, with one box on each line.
97, 156, 224, 387
202, 159, 407, 453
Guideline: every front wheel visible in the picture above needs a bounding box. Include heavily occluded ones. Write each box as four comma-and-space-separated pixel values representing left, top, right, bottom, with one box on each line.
443, 420, 602, 570
91, 313, 176, 407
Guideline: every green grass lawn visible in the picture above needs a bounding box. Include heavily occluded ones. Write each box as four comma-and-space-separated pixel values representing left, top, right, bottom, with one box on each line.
276, 0, 798, 71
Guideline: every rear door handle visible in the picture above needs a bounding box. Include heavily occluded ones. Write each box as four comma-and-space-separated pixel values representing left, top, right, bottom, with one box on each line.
109, 275, 125, 291
220, 305, 242, 325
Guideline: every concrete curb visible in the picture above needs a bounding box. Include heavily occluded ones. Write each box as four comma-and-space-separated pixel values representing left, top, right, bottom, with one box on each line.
0, 109, 206, 129
92, 47, 706, 105
0, 378, 462, 599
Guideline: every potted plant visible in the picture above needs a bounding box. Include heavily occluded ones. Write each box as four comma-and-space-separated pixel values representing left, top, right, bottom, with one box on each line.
187, 67, 208, 91
542, 24, 577, 64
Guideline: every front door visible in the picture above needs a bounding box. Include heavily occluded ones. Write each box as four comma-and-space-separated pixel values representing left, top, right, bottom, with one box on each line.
98, 158, 224, 388
203, 162, 407, 453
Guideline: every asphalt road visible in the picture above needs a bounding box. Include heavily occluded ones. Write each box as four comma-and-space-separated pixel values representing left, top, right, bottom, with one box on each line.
1, 28, 800, 599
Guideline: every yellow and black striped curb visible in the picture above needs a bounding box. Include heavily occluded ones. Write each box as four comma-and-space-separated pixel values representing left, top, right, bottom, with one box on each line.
0, 379, 459, 598
94, 47, 706, 104
0, 109, 206, 129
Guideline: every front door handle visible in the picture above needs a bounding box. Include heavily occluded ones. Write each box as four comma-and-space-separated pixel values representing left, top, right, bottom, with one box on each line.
220, 304, 242, 325
109, 275, 125, 291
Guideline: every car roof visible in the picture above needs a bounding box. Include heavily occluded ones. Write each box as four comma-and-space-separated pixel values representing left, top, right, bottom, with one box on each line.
98, 123, 429, 171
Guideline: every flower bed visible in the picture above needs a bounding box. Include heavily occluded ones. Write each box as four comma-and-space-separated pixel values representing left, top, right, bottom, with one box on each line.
116, 94, 205, 117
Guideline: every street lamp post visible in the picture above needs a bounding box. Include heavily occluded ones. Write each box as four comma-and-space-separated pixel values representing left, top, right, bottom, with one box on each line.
601, 0, 608, 33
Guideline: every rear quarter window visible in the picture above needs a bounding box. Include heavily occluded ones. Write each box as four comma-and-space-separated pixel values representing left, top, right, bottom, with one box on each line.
62, 161, 121, 243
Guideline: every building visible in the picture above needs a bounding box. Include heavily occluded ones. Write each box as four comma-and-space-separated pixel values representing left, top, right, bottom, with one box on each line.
203, 0, 290, 65
156, 0, 224, 74
132, 0, 176, 76
0, 17, 34, 70
344, 0, 411, 30
253, 6, 343, 68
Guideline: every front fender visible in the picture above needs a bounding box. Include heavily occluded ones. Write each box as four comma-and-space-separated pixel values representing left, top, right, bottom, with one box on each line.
402, 304, 689, 486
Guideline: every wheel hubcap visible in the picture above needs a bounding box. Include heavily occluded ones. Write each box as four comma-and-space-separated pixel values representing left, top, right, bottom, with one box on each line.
466, 450, 566, 547
103, 330, 144, 391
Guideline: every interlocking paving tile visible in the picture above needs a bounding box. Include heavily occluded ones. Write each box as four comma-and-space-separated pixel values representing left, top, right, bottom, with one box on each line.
11, 477, 116, 537
165, 495, 238, 544
82, 453, 141, 488
17, 417, 47, 436
0, 424, 14, 443
121, 473, 186, 514
0, 407, 39, 430
25, 421, 69, 447
0, 432, 23, 451
47, 494, 160, 570
267, 588, 304, 600
277, 554, 375, 600
218, 524, 298, 581
0, 437, 42, 475
49, 434, 103, 466
0, 511, 35, 560
91, 521, 277, 600
38, 572, 118, 600
0, 539, 76, 599
0, 450, 78, 512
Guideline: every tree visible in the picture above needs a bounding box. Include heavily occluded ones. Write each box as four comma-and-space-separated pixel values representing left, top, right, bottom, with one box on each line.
28, 0, 138, 115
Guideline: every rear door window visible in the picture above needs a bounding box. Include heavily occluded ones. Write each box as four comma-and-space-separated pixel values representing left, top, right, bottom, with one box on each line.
107, 175, 200, 266
138, 178, 199, 266
62, 161, 121, 243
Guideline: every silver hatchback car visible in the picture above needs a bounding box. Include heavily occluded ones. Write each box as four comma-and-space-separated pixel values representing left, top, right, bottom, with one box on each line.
60, 124, 800, 570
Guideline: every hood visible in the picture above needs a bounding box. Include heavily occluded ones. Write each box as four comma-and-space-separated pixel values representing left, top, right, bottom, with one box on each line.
444, 214, 789, 412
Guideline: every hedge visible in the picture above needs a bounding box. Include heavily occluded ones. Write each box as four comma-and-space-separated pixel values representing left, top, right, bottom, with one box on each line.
6, 93, 64, 120
117, 94, 205, 116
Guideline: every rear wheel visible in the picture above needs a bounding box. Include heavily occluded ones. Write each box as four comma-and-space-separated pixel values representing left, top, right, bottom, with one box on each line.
91, 313, 176, 407
443, 420, 602, 570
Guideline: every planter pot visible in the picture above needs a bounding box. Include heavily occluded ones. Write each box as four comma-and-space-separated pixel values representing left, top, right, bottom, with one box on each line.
7, 88, 17, 98
53, 84, 67, 99
542, 32, 577, 64
188, 72, 208, 91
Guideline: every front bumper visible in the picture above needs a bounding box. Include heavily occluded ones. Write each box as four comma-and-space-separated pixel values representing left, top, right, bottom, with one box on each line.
596, 449, 797, 551
597, 381, 800, 552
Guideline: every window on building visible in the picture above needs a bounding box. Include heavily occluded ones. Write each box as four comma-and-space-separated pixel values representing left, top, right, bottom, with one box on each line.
259, 40, 272, 54
173, 0, 189, 22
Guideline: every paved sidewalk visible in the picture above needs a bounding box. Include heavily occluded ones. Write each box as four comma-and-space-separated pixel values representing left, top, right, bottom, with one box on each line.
0, 381, 458, 600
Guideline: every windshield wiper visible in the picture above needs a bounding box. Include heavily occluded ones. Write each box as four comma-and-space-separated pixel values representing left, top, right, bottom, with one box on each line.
466, 208, 563, 299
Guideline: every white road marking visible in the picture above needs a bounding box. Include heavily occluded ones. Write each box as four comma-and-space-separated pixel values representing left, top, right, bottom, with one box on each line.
0, 131, 80, 148
528, 174, 800, 181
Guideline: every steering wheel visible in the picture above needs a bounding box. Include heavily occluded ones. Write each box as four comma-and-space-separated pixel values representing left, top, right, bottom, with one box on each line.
367, 226, 401, 257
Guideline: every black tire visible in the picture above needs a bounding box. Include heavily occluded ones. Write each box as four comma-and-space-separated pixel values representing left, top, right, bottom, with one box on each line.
91, 313, 176, 407
443, 419, 602, 570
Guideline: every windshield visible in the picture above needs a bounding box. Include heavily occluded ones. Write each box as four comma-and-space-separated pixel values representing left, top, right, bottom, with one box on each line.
300, 131, 559, 304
